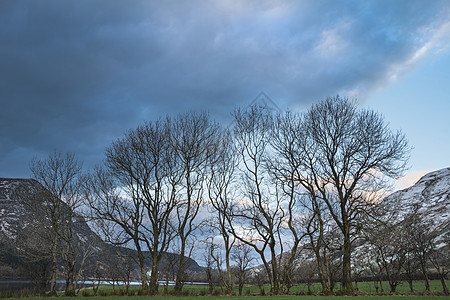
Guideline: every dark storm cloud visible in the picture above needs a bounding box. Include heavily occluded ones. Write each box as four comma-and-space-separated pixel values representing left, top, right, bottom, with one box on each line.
0, 0, 448, 177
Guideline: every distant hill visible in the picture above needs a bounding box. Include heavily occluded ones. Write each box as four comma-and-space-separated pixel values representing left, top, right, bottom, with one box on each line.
382, 167, 450, 241
0, 178, 202, 282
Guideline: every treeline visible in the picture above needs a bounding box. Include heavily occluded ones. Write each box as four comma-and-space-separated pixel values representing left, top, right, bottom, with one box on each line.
25, 96, 448, 296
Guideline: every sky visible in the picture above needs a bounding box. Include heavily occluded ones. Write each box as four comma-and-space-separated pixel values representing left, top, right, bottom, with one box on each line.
1, 0, 449, 191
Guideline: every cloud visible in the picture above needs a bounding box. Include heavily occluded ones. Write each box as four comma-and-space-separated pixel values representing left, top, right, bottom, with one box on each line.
0, 0, 449, 177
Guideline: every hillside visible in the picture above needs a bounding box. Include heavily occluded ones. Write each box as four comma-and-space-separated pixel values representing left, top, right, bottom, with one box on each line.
382, 167, 450, 238
0, 178, 202, 281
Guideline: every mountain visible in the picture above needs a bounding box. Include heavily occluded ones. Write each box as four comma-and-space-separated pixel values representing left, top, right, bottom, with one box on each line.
0, 178, 202, 282
382, 167, 450, 240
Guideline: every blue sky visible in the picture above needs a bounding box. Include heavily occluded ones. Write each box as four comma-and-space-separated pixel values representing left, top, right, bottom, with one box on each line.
0, 0, 449, 190
366, 45, 450, 189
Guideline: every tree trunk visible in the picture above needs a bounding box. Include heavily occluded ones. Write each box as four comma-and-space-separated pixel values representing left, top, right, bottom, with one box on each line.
379, 276, 384, 292
49, 234, 58, 296
389, 282, 397, 293
341, 223, 354, 294
260, 259, 272, 295
136, 245, 148, 292
384, 261, 396, 293
408, 279, 414, 292
65, 245, 76, 296
314, 248, 328, 294
225, 245, 233, 295
307, 280, 312, 295
148, 256, 159, 295
325, 253, 333, 293
65, 266, 75, 296
420, 262, 430, 292
174, 239, 186, 294
440, 275, 449, 295
39, 267, 47, 296
270, 241, 280, 294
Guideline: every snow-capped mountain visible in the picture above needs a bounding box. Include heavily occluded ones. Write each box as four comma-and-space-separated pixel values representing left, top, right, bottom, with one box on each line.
0, 178, 116, 280
0, 178, 202, 280
0, 179, 37, 241
382, 167, 450, 235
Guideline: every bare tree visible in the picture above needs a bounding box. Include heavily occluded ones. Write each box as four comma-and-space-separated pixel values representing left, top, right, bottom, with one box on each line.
86, 164, 148, 291
29, 151, 83, 295
302, 206, 330, 293
429, 232, 449, 295
270, 111, 325, 293
88, 119, 179, 294
231, 244, 254, 296
358, 241, 385, 293
206, 129, 237, 294
160, 245, 179, 294
252, 267, 268, 295
405, 210, 433, 292
300, 96, 410, 294
15, 223, 52, 295
230, 105, 284, 294
297, 260, 319, 295
373, 222, 409, 293
170, 111, 220, 294
401, 216, 421, 293
57, 187, 92, 295
402, 252, 419, 293
202, 237, 219, 294
321, 224, 342, 292
362, 208, 410, 294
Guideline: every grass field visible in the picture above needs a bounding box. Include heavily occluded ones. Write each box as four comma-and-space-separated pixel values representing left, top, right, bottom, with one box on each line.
288, 280, 449, 294
76, 279, 448, 296
1, 280, 449, 299
5, 296, 449, 300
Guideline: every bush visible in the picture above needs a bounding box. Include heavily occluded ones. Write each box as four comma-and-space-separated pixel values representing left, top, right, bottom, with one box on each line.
212, 288, 221, 296
0, 290, 13, 298
64, 289, 76, 297
0, 289, 33, 299
182, 288, 190, 296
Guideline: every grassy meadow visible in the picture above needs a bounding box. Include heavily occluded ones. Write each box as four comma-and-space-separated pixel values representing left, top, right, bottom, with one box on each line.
3, 296, 449, 300
1, 280, 449, 299
71, 279, 448, 296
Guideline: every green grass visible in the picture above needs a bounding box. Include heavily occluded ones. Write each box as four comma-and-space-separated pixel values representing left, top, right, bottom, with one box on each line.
75, 279, 449, 297
176, 280, 449, 295
2, 280, 448, 299
288, 280, 449, 294
6, 296, 449, 300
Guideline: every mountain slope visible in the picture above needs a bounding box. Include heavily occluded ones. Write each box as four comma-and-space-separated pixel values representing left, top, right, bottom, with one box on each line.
0, 178, 202, 281
383, 167, 450, 235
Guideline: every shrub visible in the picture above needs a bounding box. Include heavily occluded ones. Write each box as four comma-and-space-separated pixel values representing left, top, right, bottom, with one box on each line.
182, 288, 190, 296
212, 288, 221, 296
